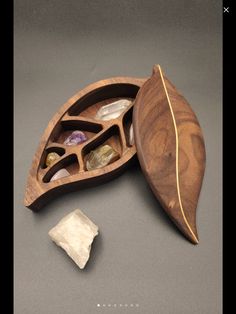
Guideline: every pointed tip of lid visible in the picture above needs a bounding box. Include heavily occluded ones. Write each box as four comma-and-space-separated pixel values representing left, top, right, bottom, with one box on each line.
186, 218, 199, 245
152, 64, 162, 74
192, 236, 199, 245
185, 228, 199, 245
175, 217, 199, 245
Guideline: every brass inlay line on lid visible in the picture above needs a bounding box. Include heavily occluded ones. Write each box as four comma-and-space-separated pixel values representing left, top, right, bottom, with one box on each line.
158, 65, 198, 243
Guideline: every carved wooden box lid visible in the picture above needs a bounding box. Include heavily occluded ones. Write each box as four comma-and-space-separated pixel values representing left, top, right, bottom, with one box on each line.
133, 65, 206, 244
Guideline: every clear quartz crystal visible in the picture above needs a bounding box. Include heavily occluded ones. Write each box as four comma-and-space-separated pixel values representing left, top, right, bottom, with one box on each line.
48, 209, 99, 269
95, 99, 132, 121
86, 144, 119, 171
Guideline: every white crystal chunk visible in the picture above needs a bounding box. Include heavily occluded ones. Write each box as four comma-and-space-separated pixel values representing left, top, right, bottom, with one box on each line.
129, 123, 134, 146
95, 99, 132, 121
50, 168, 70, 181
48, 209, 99, 269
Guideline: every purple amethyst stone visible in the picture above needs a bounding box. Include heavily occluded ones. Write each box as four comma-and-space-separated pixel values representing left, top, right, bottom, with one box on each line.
64, 131, 87, 146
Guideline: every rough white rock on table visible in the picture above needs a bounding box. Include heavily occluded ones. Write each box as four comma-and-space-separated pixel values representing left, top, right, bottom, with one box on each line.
48, 209, 99, 269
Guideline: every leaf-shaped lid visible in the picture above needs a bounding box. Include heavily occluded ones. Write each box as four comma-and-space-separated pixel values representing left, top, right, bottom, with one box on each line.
133, 65, 206, 244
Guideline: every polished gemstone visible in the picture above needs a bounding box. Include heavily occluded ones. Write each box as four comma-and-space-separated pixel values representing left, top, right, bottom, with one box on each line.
129, 123, 134, 146
86, 144, 119, 171
64, 130, 87, 146
46, 152, 60, 167
50, 168, 70, 181
48, 209, 99, 269
95, 99, 132, 121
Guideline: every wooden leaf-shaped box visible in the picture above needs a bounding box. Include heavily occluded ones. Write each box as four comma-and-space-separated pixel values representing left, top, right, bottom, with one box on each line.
24, 76, 146, 211
24, 65, 205, 244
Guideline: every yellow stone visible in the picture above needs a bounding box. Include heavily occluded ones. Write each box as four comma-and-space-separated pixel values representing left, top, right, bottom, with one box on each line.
86, 145, 119, 171
46, 152, 60, 167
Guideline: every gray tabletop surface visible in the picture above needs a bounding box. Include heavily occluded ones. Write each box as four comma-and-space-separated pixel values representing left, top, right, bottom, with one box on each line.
14, 1, 222, 313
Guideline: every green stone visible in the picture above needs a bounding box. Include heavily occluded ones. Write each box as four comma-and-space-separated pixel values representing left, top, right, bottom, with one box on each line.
46, 152, 60, 167
86, 145, 119, 171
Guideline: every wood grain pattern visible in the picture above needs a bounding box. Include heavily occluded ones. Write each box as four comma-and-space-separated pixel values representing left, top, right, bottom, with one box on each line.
24, 77, 146, 211
133, 65, 206, 244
